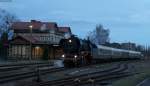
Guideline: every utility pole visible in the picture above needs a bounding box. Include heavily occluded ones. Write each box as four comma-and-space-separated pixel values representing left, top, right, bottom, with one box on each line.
29, 25, 33, 61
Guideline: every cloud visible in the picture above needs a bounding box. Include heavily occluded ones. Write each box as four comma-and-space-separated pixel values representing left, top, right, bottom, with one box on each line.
0, 0, 150, 45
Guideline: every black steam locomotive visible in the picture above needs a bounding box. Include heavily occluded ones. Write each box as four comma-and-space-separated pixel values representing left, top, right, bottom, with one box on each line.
59, 35, 92, 67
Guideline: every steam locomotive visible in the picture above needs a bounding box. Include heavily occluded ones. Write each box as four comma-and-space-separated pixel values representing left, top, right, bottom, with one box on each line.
59, 34, 143, 67
59, 35, 92, 67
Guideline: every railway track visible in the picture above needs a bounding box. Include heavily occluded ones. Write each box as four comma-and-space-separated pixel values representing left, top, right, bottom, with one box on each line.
0, 62, 138, 86
30, 63, 134, 86
0, 63, 115, 84
0, 63, 56, 83
0, 62, 53, 72
0, 61, 53, 67
76, 64, 129, 86
0, 67, 65, 83
0, 62, 114, 84
28, 64, 123, 86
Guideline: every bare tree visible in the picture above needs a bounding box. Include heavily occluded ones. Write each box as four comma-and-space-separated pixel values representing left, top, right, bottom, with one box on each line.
0, 9, 18, 40
87, 24, 110, 45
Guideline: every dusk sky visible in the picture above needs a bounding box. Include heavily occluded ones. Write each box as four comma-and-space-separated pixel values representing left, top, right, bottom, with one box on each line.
0, 0, 149, 45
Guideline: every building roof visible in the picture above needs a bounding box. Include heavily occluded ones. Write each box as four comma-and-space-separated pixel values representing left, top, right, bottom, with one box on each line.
11, 20, 58, 30
58, 27, 71, 33
10, 35, 50, 45
11, 20, 72, 34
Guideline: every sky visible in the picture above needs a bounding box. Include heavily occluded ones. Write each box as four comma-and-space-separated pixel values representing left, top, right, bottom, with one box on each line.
0, 0, 149, 45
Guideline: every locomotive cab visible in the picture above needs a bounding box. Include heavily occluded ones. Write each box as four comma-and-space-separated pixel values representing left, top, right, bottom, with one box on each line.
80, 40, 93, 65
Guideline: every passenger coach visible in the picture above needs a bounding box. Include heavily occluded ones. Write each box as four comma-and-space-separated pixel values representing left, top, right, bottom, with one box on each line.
92, 45, 143, 62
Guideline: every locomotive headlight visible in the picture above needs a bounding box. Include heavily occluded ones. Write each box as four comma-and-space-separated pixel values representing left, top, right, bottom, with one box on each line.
62, 54, 65, 58
69, 39, 72, 43
74, 55, 78, 58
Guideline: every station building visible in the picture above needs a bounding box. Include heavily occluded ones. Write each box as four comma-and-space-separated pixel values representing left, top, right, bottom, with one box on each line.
8, 20, 71, 60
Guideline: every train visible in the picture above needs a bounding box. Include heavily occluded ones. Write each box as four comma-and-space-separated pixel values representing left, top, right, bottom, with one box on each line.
59, 34, 143, 67
92, 45, 143, 63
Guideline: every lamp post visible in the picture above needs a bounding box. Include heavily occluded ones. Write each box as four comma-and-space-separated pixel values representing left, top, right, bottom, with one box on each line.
29, 25, 41, 82
29, 25, 33, 61
35, 46, 41, 82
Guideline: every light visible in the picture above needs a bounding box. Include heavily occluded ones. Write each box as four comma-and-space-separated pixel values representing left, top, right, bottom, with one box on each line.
62, 54, 65, 58
69, 39, 72, 43
35, 46, 40, 49
74, 55, 78, 58
29, 25, 33, 29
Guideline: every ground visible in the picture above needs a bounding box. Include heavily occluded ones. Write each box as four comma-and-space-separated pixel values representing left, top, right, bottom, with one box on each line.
112, 60, 150, 86
1, 60, 150, 86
